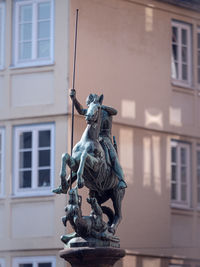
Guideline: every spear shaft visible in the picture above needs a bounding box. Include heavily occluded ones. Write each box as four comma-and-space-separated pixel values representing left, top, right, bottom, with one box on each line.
70, 9, 79, 189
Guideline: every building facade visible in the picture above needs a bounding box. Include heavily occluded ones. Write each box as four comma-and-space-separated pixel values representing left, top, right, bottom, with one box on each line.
0, 0, 200, 266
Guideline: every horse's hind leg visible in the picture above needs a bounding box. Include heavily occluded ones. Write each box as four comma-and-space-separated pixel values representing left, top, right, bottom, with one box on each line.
110, 188, 125, 234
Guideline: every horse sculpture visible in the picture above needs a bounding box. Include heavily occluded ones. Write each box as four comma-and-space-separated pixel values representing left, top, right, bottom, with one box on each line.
56, 94, 125, 234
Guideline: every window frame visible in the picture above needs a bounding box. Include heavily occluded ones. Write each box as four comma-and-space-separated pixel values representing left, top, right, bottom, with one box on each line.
0, 1, 5, 70
171, 20, 192, 88
12, 256, 56, 267
197, 27, 200, 87
0, 127, 5, 198
171, 140, 191, 209
13, 0, 54, 68
13, 123, 55, 197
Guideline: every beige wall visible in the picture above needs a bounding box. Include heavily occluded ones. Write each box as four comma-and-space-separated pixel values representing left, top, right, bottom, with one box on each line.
68, 0, 200, 137
0, 0, 200, 266
68, 0, 200, 262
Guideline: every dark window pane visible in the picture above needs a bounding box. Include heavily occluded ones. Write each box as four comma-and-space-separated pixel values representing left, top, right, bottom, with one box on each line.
182, 64, 187, 80
198, 187, 200, 203
198, 68, 200, 84
171, 147, 176, 163
198, 51, 200, 66
38, 40, 50, 58
38, 263, 52, 267
38, 2, 50, 20
197, 151, 200, 166
19, 170, 32, 188
197, 169, 200, 185
39, 150, 50, 167
182, 46, 187, 63
172, 44, 178, 61
171, 184, 176, 200
19, 264, 33, 267
39, 130, 50, 147
19, 5, 32, 22
38, 169, 50, 187
198, 33, 200, 49
19, 42, 32, 60
181, 147, 186, 165
172, 165, 176, 181
20, 151, 32, 168
181, 29, 187, 45
20, 132, 32, 149
181, 184, 187, 201
181, 166, 186, 183
172, 26, 177, 43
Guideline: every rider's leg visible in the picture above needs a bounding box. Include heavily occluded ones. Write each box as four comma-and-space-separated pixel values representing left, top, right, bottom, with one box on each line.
108, 146, 127, 189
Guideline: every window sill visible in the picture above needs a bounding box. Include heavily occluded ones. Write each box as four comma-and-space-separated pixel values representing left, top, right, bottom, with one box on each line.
9, 60, 55, 70
171, 205, 194, 216
172, 83, 195, 95
11, 190, 55, 199
171, 79, 193, 89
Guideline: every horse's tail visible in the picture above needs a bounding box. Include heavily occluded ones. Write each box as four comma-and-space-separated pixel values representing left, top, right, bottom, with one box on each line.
101, 206, 114, 226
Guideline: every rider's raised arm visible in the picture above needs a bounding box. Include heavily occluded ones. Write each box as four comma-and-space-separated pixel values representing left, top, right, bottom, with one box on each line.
102, 105, 117, 116
70, 89, 87, 116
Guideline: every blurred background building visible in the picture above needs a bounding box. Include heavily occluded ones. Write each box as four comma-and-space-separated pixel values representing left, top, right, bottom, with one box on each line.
0, 0, 200, 266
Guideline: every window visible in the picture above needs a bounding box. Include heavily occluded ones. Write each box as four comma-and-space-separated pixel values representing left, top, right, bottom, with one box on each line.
171, 21, 192, 87
13, 256, 56, 267
0, 1, 5, 69
13, 123, 55, 196
171, 140, 191, 208
0, 128, 5, 197
197, 28, 200, 85
197, 146, 200, 206
13, 0, 54, 67
0, 258, 5, 267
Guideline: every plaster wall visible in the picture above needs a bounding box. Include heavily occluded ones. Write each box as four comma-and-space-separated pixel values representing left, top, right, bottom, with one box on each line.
0, 0, 70, 121
69, 0, 200, 138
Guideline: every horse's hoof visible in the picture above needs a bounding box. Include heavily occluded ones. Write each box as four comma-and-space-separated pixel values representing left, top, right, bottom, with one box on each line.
108, 226, 115, 235
61, 235, 70, 244
77, 178, 85, 189
61, 216, 67, 227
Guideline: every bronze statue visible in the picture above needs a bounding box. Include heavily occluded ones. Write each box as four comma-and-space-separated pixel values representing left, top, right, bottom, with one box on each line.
53, 90, 126, 246
61, 187, 119, 245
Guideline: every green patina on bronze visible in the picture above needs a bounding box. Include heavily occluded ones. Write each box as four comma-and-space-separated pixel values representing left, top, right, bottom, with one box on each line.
53, 90, 127, 247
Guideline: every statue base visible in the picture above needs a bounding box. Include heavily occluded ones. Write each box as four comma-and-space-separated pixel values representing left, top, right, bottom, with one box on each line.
60, 247, 126, 267
66, 237, 120, 248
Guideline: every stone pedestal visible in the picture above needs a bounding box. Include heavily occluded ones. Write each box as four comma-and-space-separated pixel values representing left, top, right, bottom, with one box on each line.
60, 247, 126, 267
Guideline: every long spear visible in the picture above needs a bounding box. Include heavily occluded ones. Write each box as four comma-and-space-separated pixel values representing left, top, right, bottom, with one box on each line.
70, 9, 79, 189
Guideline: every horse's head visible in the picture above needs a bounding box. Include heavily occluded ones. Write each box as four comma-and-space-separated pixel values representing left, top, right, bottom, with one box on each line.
85, 94, 104, 124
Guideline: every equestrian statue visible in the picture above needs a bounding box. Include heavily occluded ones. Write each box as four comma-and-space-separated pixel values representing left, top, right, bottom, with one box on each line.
53, 89, 127, 247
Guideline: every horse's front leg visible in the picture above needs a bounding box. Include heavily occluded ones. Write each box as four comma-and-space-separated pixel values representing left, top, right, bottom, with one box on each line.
53, 153, 76, 194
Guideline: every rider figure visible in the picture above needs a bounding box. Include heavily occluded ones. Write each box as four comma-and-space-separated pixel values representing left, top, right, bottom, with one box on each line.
70, 89, 127, 190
